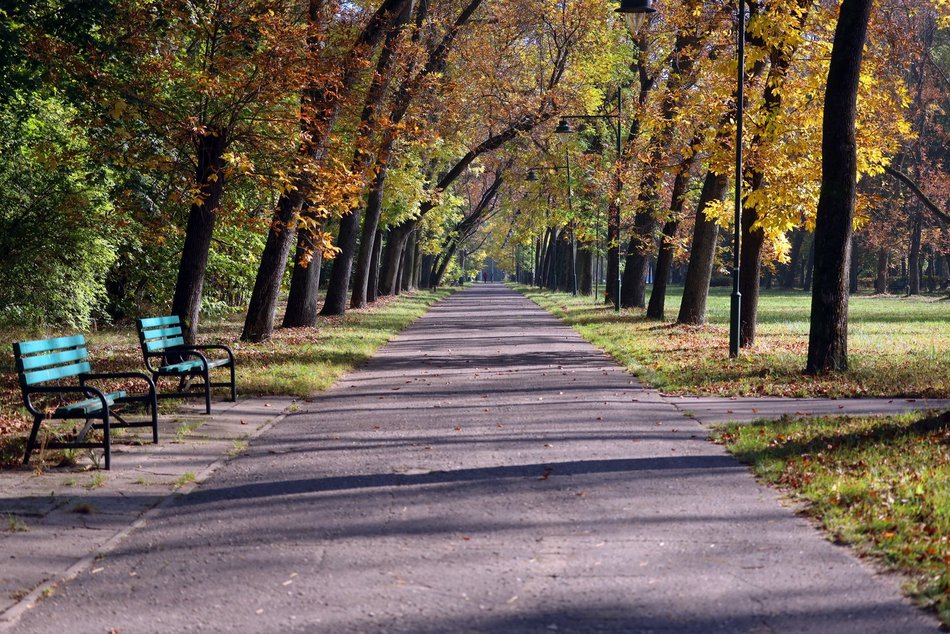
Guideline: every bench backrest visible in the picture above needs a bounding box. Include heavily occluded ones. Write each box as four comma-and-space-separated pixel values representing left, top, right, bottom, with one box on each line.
13, 335, 90, 388
137, 316, 185, 355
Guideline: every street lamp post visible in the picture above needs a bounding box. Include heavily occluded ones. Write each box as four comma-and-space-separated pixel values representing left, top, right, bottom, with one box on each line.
729, 3, 745, 359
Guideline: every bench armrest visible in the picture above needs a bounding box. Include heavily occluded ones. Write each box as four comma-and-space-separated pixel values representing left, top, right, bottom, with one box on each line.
80, 371, 157, 394
21, 385, 109, 418
143, 348, 207, 373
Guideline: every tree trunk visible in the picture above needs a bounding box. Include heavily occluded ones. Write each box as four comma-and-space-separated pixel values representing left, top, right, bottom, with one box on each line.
433, 241, 459, 288
171, 131, 228, 344
908, 212, 922, 295
874, 247, 888, 294
648, 160, 693, 320
541, 228, 555, 290
412, 240, 422, 289
401, 230, 416, 291
620, 212, 655, 308
241, 193, 301, 342
351, 169, 387, 308
379, 221, 414, 296
849, 234, 861, 293
578, 247, 593, 296
392, 252, 403, 295
926, 249, 936, 292
646, 220, 678, 320
534, 236, 542, 286
782, 228, 806, 288
368, 229, 382, 303
420, 253, 434, 289
678, 171, 727, 325
738, 203, 766, 347
281, 229, 324, 328
806, 0, 873, 374
321, 206, 361, 313
605, 199, 619, 306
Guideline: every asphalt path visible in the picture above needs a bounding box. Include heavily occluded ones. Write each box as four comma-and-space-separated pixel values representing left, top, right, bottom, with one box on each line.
12, 285, 939, 633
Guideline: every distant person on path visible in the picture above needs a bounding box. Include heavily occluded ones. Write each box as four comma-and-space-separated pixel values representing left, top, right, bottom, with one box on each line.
482, 271, 488, 283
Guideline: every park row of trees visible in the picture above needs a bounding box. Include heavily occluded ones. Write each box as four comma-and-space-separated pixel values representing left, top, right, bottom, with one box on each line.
0, 0, 947, 372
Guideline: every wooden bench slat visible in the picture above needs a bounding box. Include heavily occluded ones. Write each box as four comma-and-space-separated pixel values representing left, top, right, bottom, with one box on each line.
22, 361, 92, 385
138, 316, 180, 329
141, 326, 182, 341
54, 390, 128, 416
17, 347, 88, 371
159, 359, 204, 374
144, 337, 185, 352
14, 335, 86, 356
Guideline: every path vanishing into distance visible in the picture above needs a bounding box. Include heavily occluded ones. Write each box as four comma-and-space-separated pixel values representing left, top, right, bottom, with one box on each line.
9, 285, 941, 633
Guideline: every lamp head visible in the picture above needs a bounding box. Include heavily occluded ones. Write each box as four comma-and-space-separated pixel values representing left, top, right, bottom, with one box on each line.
615, 0, 656, 35
555, 118, 573, 135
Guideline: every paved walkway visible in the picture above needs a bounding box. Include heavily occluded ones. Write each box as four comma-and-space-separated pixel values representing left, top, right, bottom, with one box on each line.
2, 285, 943, 632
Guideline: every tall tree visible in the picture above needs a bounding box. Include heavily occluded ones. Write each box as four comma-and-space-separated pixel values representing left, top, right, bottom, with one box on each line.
806, 0, 874, 373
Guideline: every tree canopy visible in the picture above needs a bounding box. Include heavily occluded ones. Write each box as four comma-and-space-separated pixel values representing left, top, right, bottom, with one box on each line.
2, 0, 948, 369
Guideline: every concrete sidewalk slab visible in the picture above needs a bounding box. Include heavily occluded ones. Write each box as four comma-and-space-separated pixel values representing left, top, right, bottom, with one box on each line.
0, 285, 942, 632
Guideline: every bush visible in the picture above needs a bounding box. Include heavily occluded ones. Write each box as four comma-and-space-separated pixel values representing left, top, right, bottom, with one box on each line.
0, 94, 117, 329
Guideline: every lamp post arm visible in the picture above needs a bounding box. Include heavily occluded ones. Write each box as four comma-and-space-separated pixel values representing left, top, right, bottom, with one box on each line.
558, 114, 620, 122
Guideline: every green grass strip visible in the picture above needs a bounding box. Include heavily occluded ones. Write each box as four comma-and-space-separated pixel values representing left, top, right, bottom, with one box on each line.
513, 284, 950, 398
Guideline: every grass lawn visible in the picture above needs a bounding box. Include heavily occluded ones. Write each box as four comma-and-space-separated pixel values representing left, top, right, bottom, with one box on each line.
515, 284, 950, 398
0, 288, 455, 467
714, 412, 950, 626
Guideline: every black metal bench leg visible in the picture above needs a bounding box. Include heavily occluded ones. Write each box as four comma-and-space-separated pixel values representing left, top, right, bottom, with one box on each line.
102, 412, 111, 470
23, 415, 43, 466
150, 393, 159, 444
229, 363, 236, 402
203, 369, 211, 414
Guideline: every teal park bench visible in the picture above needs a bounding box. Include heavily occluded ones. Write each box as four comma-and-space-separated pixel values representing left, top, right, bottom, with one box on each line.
14, 335, 159, 470
136, 316, 236, 414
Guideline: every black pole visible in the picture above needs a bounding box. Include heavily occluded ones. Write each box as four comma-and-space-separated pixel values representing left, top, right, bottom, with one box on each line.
729, 3, 744, 358
566, 148, 577, 296
616, 89, 623, 312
